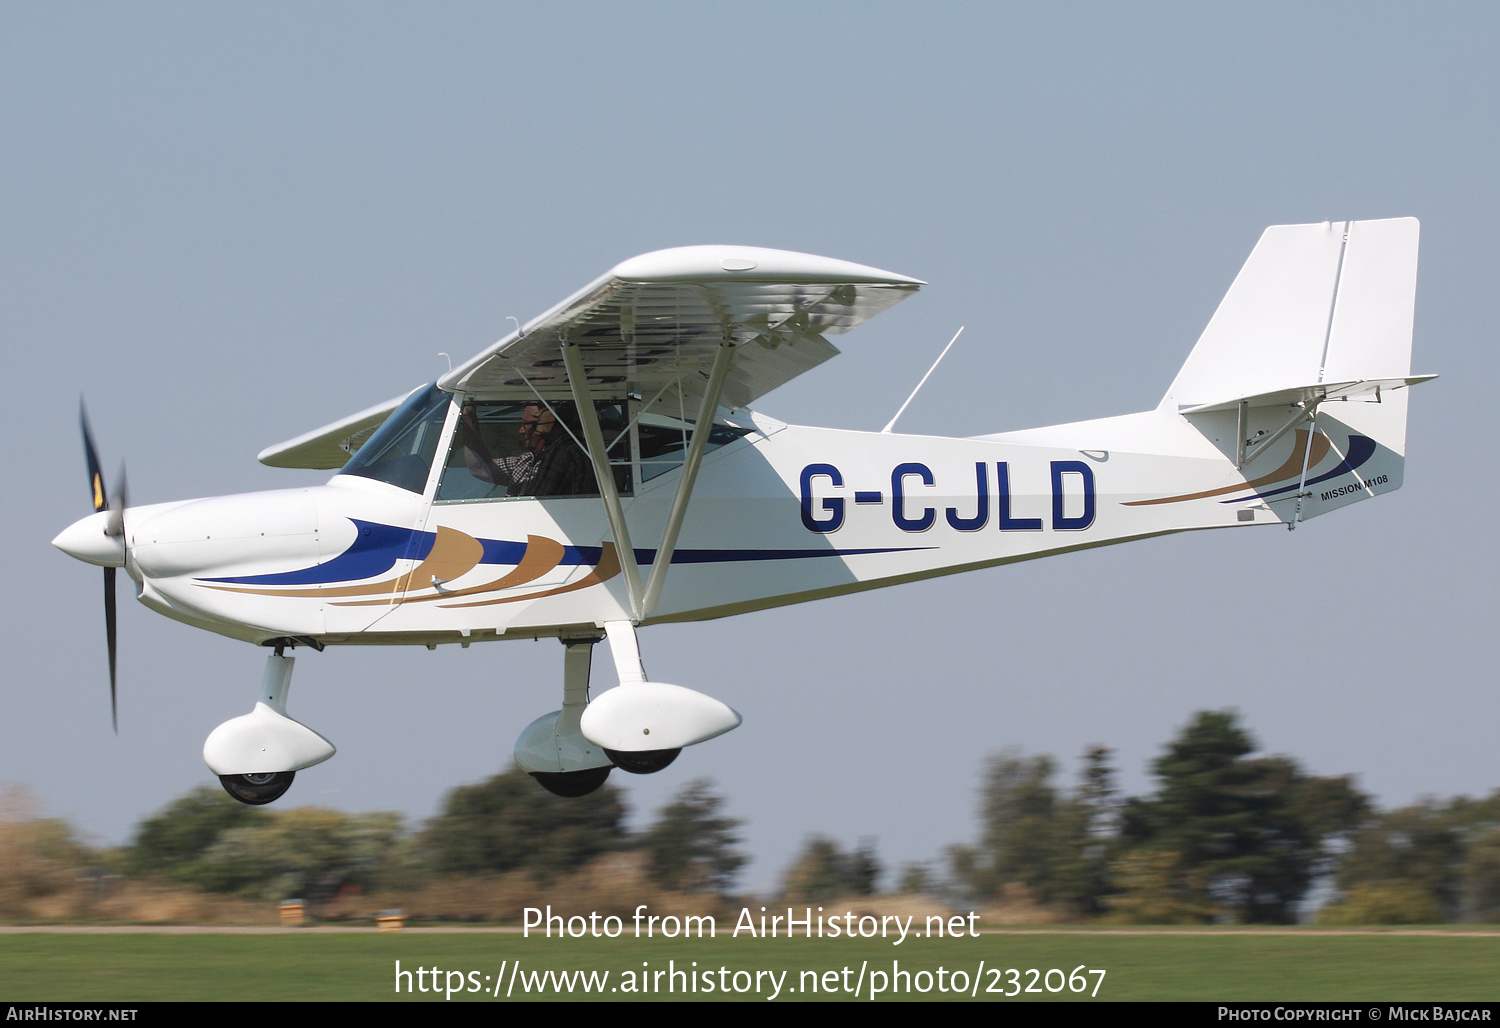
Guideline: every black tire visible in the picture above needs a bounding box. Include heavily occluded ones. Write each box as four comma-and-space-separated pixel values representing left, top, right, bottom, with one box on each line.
219, 771, 295, 805
530, 766, 613, 797
604, 748, 681, 774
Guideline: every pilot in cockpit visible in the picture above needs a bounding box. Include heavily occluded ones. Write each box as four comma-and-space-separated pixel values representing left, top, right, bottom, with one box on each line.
459, 399, 593, 497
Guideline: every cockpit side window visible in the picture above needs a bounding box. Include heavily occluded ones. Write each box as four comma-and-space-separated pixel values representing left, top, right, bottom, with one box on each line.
435, 399, 625, 502
636, 412, 751, 482
339, 383, 451, 493
433, 395, 752, 504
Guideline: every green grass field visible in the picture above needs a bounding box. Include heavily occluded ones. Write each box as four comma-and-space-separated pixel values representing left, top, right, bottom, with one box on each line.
2, 929, 1498, 1001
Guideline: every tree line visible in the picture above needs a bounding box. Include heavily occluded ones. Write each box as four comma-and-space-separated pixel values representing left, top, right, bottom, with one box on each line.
119, 771, 747, 908
3, 709, 1497, 923
943, 711, 1500, 924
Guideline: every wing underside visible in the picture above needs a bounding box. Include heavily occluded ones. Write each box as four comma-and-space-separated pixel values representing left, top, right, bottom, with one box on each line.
438, 246, 922, 410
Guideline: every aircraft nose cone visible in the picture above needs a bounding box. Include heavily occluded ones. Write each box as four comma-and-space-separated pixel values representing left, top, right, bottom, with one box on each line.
53, 511, 125, 567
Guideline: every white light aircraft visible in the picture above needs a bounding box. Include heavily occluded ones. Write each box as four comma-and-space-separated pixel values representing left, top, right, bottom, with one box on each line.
55, 218, 1432, 804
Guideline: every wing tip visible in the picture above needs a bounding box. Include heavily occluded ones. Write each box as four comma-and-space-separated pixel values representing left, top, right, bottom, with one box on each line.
610, 245, 924, 287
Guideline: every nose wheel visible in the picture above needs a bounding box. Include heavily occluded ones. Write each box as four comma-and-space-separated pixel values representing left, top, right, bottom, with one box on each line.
204, 646, 337, 806
218, 771, 295, 805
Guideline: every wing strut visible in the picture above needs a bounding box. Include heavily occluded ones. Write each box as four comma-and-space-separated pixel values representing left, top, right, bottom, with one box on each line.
640, 341, 735, 618
560, 337, 736, 623
562, 342, 646, 620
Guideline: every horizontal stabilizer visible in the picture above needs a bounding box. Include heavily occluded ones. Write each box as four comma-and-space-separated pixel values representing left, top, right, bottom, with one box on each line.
1179, 375, 1436, 414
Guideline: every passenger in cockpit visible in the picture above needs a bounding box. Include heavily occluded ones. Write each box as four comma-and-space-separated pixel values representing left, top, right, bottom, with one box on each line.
461, 400, 593, 497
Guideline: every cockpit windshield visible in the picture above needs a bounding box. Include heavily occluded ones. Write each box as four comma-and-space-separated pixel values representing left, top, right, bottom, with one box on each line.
339, 383, 451, 493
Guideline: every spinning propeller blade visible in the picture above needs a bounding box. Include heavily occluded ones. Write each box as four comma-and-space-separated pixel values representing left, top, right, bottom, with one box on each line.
79, 402, 124, 733
81, 404, 107, 516
103, 566, 117, 733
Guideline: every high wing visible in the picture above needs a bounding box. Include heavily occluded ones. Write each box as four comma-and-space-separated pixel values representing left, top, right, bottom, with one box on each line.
438, 245, 923, 408
260, 246, 920, 468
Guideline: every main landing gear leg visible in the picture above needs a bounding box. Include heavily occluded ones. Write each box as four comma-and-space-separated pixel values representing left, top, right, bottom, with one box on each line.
514, 632, 614, 796
577, 621, 743, 774
203, 645, 337, 806
596, 622, 681, 774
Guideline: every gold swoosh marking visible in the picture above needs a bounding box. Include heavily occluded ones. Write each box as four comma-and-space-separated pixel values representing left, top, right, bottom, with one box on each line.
1122, 429, 1330, 506
331, 534, 566, 607
438, 542, 621, 608
197, 525, 485, 598
380, 525, 488, 604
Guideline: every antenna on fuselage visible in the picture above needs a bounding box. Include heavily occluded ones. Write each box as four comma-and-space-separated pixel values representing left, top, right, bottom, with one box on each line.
881, 325, 964, 434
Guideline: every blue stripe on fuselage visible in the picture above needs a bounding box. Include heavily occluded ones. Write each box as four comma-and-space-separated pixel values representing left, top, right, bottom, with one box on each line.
202, 519, 926, 586
203, 520, 431, 585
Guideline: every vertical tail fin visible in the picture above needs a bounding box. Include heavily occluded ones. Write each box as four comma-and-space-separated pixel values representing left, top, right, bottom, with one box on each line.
1163, 217, 1421, 454
1164, 218, 1427, 521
